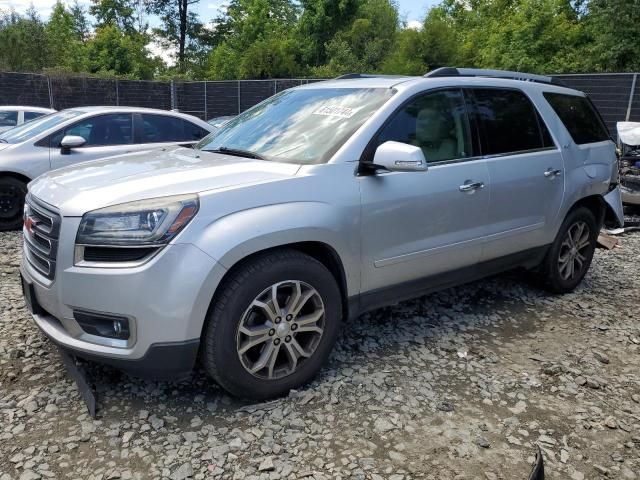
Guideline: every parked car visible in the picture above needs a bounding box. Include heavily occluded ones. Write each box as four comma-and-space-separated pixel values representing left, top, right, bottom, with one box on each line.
207, 115, 235, 129
0, 106, 56, 133
20, 68, 624, 399
0, 106, 214, 230
617, 121, 640, 208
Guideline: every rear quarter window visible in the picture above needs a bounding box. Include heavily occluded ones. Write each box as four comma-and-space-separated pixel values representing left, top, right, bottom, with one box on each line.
543, 92, 609, 145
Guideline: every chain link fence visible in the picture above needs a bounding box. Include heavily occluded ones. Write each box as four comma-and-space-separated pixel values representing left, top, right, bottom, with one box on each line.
0, 71, 638, 133
0, 72, 321, 121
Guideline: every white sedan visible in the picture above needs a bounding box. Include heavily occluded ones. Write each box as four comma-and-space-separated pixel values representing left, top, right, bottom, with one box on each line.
0, 106, 214, 230
0, 106, 56, 133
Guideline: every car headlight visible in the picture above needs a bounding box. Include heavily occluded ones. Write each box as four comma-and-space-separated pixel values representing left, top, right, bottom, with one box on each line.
76, 194, 199, 246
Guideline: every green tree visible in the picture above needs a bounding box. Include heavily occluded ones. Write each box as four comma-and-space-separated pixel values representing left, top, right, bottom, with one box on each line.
314, 0, 398, 76
70, 0, 91, 40
87, 24, 159, 78
47, 1, 88, 72
146, 0, 202, 73
380, 27, 427, 75
207, 0, 300, 79
583, 0, 640, 72
297, 0, 361, 66
90, 0, 138, 33
0, 7, 49, 72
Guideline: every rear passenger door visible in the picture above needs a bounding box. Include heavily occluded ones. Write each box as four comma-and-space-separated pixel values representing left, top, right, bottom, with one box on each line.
467, 88, 565, 261
134, 113, 210, 148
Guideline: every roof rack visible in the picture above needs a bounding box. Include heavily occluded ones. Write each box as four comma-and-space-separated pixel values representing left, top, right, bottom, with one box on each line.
424, 67, 565, 86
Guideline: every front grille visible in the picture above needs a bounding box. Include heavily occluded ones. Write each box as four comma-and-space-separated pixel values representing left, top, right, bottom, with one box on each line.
23, 195, 61, 280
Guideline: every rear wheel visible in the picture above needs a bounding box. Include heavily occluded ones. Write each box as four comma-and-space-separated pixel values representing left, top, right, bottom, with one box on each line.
539, 207, 598, 293
0, 176, 27, 231
202, 249, 342, 399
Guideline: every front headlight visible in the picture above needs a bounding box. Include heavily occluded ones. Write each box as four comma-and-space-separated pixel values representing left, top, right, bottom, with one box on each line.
76, 194, 199, 246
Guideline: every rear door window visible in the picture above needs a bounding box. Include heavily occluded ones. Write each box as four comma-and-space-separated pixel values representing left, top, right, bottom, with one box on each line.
0, 111, 18, 127
543, 92, 610, 145
469, 88, 554, 156
140, 114, 204, 143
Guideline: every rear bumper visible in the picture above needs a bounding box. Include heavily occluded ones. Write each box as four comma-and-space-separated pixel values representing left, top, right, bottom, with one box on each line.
603, 185, 625, 226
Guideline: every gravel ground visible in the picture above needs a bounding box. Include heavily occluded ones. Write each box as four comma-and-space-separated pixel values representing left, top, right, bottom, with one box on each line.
1, 230, 639, 480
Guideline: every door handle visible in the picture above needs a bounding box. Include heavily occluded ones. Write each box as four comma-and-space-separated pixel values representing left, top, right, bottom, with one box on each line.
544, 168, 562, 178
459, 181, 485, 193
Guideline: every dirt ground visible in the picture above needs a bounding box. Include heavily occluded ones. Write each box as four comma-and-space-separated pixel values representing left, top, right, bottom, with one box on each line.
1, 229, 639, 480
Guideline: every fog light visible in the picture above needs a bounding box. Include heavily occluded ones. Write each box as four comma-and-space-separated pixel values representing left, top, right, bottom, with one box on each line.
74, 310, 130, 340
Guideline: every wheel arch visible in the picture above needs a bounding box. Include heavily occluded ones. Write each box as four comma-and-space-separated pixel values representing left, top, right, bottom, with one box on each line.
567, 193, 621, 229
206, 241, 351, 328
0, 170, 31, 185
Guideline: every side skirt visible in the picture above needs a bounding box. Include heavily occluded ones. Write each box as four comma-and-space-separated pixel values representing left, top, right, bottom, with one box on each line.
348, 245, 549, 319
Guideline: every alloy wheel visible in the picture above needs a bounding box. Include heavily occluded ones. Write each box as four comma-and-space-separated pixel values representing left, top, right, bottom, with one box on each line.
557, 220, 591, 281
236, 280, 325, 380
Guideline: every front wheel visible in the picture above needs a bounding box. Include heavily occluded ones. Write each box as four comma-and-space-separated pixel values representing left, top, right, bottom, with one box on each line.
0, 177, 27, 231
539, 207, 598, 293
202, 249, 342, 399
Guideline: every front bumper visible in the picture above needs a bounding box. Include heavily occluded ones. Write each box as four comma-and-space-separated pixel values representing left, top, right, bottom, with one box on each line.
21, 216, 227, 379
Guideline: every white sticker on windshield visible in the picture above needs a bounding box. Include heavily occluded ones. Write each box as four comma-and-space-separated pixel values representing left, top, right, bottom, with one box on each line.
312, 105, 355, 118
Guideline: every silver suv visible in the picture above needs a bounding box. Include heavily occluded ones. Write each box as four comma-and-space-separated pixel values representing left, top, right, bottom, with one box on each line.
20, 68, 624, 399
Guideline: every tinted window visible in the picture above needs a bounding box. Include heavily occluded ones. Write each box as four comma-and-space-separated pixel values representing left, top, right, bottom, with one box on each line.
0, 111, 18, 127
52, 114, 133, 147
543, 92, 609, 145
471, 88, 550, 155
182, 120, 208, 141
141, 114, 185, 143
24, 111, 46, 122
376, 89, 473, 163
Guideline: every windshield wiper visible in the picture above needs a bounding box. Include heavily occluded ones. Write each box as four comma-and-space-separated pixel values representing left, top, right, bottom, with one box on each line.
206, 146, 265, 160
0, 139, 7, 143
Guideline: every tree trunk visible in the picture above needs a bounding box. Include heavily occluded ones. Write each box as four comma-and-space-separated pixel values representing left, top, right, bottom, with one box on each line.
179, 0, 187, 72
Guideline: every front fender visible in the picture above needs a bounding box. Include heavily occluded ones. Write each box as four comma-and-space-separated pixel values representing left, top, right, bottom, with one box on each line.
187, 202, 361, 297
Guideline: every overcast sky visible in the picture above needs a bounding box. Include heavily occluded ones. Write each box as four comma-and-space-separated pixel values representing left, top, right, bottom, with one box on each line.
0, 0, 439, 27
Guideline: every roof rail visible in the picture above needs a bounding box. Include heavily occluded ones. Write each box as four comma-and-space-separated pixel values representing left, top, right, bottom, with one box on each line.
334, 73, 410, 80
424, 67, 565, 86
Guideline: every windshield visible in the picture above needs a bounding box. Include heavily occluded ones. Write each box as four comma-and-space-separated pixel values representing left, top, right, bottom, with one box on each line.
0, 110, 83, 144
196, 87, 394, 164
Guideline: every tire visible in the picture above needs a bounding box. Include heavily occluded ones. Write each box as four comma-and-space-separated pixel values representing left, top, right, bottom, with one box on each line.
539, 207, 598, 293
202, 249, 342, 400
0, 176, 27, 231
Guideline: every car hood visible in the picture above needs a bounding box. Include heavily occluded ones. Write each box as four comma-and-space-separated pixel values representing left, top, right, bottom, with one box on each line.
0, 142, 11, 152
29, 147, 301, 216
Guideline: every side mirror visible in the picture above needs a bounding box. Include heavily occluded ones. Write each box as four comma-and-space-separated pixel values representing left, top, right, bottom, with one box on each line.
372, 141, 427, 172
60, 135, 86, 154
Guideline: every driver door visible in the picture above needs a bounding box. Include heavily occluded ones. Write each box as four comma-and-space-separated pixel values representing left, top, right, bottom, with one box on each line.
359, 89, 490, 296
